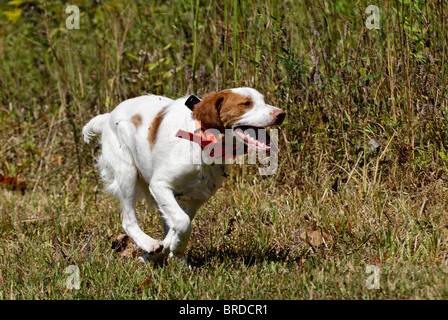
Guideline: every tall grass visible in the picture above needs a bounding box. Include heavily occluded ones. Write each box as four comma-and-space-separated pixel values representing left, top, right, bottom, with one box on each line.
1, 0, 448, 299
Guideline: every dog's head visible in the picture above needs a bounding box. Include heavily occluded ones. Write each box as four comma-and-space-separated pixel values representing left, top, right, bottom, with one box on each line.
193, 87, 285, 151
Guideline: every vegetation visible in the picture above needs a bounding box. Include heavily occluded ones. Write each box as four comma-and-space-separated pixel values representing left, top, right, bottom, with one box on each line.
1, 0, 448, 299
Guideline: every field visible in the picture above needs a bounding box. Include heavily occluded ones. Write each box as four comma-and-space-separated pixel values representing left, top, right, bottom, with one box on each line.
1, 0, 448, 300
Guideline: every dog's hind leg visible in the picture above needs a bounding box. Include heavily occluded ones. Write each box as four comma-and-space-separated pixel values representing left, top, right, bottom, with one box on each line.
101, 136, 164, 257
136, 177, 171, 238
115, 167, 165, 257
100, 119, 165, 259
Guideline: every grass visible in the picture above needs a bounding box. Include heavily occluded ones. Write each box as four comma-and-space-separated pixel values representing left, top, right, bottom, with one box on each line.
1, 0, 448, 299
2, 178, 448, 299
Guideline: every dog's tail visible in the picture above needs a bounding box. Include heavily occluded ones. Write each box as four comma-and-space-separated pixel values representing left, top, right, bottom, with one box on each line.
82, 113, 110, 144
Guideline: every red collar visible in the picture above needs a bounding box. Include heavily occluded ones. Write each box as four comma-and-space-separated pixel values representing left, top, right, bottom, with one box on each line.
175, 120, 248, 159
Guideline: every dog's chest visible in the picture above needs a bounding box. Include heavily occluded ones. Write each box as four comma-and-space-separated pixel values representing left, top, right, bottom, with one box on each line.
172, 164, 228, 201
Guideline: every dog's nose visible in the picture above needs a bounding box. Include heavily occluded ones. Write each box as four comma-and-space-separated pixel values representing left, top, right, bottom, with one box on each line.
273, 109, 286, 125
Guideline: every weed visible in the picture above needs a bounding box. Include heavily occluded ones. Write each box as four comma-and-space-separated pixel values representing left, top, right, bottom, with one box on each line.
1, 0, 448, 299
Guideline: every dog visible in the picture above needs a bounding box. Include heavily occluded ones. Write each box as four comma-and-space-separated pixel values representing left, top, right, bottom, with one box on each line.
82, 87, 285, 261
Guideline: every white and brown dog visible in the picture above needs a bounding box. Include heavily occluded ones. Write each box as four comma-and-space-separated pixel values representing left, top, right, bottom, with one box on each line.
83, 87, 285, 262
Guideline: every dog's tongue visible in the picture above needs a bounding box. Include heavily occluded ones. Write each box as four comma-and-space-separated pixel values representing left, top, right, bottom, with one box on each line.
234, 127, 271, 151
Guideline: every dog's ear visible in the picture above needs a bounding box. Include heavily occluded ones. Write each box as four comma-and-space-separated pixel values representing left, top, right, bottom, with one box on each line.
193, 91, 226, 132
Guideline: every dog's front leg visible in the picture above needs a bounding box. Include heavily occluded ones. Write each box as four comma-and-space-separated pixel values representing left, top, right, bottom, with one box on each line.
149, 181, 192, 259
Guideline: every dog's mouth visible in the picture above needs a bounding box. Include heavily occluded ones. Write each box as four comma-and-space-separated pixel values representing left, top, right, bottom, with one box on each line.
233, 126, 271, 151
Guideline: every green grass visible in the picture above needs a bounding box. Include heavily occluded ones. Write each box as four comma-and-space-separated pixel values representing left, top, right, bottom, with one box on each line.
2, 179, 448, 299
1, 0, 448, 299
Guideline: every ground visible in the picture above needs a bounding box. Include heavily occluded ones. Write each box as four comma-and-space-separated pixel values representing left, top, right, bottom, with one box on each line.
1, 0, 448, 299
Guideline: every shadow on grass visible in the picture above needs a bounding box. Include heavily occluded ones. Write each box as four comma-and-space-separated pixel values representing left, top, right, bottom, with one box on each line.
187, 244, 305, 268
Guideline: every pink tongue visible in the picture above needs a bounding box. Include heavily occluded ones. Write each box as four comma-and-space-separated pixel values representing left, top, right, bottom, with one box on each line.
234, 128, 270, 151
234, 128, 246, 140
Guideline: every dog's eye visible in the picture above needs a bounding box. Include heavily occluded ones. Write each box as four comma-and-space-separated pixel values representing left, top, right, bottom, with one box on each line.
244, 101, 251, 106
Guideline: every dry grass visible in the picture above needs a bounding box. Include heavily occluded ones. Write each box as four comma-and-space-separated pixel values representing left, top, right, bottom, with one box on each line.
1, 0, 448, 299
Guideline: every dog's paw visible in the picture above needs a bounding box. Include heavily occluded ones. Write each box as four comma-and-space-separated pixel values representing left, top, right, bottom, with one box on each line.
147, 241, 164, 255
139, 241, 168, 263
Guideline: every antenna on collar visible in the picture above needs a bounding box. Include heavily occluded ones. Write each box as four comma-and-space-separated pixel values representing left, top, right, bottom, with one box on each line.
185, 95, 201, 111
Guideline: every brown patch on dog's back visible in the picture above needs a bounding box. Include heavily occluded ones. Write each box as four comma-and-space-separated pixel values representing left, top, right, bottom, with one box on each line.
130, 114, 142, 130
147, 106, 168, 150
